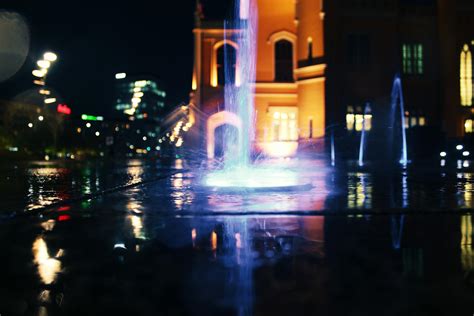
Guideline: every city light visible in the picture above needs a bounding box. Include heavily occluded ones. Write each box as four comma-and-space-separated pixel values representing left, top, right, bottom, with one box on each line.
43, 52, 58, 62
81, 114, 103, 121
440, 151, 447, 157
39, 89, 51, 95
32, 70, 46, 78
86, 123, 91, 128
44, 98, 57, 104
28, 123, 33, 128
95, 132, 100, 137
115, 73, 127, 79
37, 60, 51, 69
38, 116, 44, 121
57, 104, 71, 115
457, 145, 464, 150
463, 151, 470, 157
142, 136, 147, 141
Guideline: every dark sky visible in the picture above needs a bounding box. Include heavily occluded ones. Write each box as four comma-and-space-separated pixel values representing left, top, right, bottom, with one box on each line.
0, 0, 233, 116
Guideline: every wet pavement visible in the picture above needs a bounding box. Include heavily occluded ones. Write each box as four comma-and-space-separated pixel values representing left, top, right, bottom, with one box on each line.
1, 158, 474, 315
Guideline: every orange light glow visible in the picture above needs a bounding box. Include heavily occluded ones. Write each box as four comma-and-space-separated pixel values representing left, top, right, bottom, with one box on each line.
211, 231, 217, 251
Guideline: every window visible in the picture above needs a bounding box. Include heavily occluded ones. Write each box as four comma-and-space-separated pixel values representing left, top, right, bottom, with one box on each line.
346, 106, 372, 132
346, 34, 370, 67
461, 44, 473, 106
404, 113, 426, 129
217, 44, 236, 86
270, 109, 298, 141
465, 119, 473, 134
402, 44, 423, 75
275, 40, 293, 82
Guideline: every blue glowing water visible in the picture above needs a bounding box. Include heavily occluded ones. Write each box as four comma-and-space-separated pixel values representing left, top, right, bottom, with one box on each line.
358, 103, 370, 167
391, 76, 408, 166
331, 131, 336, 167
222, 0, 257, 169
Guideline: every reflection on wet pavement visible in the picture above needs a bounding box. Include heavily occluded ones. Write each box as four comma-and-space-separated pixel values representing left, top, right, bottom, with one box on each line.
2, 158, 474, 314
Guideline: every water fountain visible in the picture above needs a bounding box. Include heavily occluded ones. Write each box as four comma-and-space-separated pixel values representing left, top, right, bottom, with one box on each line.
204, 0, 311, 191
330, 130, 336, 167
358, 103, 370, 167
390, 75, 409, 167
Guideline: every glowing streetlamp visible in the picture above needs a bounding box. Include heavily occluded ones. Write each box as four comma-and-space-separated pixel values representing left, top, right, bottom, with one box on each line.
37, 60, 51, 69
32, 70, 46, 78
43, 52, 57, 62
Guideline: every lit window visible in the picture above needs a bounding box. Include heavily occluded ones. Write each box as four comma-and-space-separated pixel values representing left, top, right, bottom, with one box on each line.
465, 119, 473, 134
404, 116, 410, 129
346, 106, 371, 132
461, 44, 473, 106
355, 114, 364, 131
410, 117, 417, 127
346, 113, 355, 131
271, 109, 298, 141
403, 44, 423, 75
419, 117, 426, 126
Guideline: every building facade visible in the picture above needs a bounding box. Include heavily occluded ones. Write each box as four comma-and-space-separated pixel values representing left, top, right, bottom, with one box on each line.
114, 74, 167, 156
192, 0, 474, 159
191, 0, 326, 158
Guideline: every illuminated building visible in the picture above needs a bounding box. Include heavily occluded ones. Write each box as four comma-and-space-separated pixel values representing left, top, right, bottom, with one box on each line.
114, 75, 167, 155
325, 0, 474, 141
114, 74, 166, 122
191, 0, 326, 158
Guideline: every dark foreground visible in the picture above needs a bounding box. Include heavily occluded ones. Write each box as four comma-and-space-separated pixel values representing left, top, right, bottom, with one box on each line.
1, 158, 474, 315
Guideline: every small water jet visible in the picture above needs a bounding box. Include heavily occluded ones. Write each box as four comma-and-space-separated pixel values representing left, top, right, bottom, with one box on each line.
390, 75, 409, 167
330, 130, 336, 167
358, 103, 370, 167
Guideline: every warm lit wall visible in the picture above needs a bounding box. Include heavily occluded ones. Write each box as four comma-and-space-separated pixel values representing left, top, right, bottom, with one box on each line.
256, 0, 296, 82
297, 78, 326, 138
297, 0, 324, 59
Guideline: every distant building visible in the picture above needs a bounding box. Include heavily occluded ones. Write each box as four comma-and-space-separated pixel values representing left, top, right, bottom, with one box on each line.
113, 74, 167, 156
115, 74, 166, 122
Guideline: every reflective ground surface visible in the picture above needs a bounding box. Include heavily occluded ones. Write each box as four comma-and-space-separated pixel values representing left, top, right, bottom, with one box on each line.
1, 158, 474, 315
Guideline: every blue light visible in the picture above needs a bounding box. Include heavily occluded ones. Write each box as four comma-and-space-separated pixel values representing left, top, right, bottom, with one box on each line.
204, 167, 301, 189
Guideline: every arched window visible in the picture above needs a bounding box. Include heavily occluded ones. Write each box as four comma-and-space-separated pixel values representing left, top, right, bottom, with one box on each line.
461, 44, 472, 106
275, 40, 294, 82
216, 44, 236, 86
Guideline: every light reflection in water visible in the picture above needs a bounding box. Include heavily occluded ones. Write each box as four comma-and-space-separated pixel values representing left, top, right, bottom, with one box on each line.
126, 162, 145, 185
170, 173, 194, 210
26, 167, 69, 210
401, 172, 408, 208
32, 236, 62, 285
126, 190, 147, 242
347, 173, 372, 209
461, 214, 473, 271
192, 228, 197, 248
456, 173, 474, 208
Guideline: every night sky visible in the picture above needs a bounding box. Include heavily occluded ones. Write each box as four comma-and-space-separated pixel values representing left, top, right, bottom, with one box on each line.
0, 0, 233, 116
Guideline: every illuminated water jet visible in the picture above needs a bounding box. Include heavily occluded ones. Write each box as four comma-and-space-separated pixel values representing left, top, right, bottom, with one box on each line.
203, 0, 310, 191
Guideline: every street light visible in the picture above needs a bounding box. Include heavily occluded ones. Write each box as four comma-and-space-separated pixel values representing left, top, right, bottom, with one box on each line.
43, 52, 57, 62
44, 98, 56, 104
32, 70, 46, 78
37, 60, 51, 69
